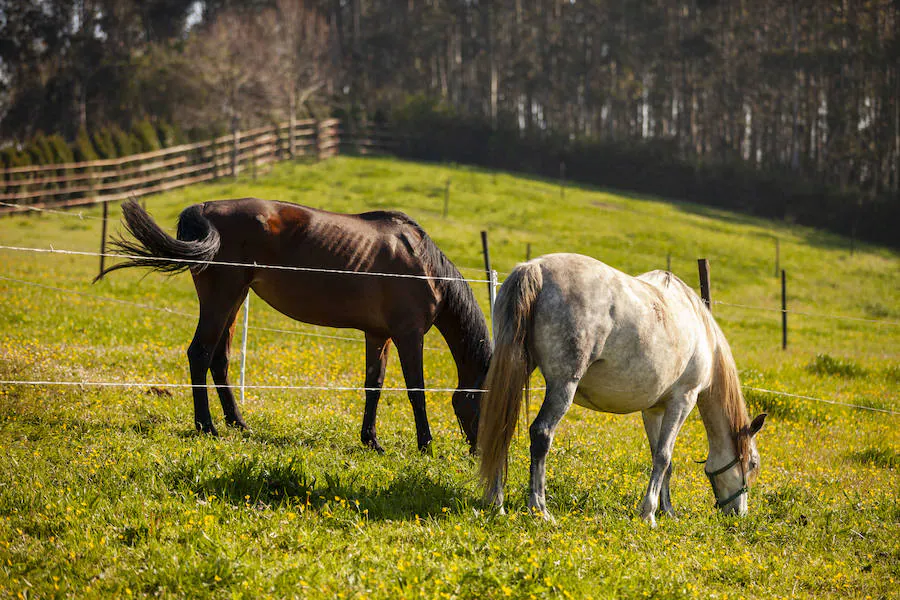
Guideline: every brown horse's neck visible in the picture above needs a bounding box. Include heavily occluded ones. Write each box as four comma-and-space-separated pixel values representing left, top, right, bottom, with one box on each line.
434, 290, 492, 388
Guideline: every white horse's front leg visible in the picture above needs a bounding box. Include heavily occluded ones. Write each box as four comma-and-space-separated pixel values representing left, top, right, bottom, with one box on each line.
639, 394, 696, 527
528, 380, 577, 521
641, 408, 676, 518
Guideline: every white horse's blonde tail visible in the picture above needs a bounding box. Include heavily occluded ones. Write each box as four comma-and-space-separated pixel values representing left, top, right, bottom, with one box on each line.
478, 261, 543, 498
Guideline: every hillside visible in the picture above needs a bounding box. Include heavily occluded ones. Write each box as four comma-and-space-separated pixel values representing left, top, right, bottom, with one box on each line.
1, 156, 898, 598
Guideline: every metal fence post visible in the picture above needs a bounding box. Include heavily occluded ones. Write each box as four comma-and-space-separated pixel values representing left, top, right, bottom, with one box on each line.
489, 269, 499, 337
239, 293, 250, 403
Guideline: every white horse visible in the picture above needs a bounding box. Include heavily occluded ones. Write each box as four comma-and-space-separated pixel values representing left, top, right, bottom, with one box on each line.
478, 253, 766, 526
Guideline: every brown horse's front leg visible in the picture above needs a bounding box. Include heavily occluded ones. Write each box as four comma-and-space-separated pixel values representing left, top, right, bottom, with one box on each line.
394, 333, 432, 453
361, 334, 391, 453
210, 345, 249, 431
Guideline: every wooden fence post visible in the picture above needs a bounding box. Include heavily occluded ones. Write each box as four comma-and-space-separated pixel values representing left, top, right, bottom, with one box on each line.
98, 201, 108, 277
289, 114, 297, 159
781, 269, 787, 350
239, 292, 251, 403
231, 118, 240, 178
526, 242, 531, 262
698, 258, 711, 311
315, 120, 322, 161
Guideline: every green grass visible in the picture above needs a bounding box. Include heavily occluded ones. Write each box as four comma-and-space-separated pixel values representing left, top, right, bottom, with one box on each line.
1, 156, 898, 598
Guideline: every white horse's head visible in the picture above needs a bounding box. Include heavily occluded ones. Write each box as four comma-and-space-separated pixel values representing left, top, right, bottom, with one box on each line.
706, 413, 766, 515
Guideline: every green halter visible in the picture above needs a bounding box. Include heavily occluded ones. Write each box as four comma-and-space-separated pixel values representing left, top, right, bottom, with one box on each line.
704, 455, 748, 509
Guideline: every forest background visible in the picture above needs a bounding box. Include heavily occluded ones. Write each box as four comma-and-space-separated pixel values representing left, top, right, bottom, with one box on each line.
1, 0, 898, 245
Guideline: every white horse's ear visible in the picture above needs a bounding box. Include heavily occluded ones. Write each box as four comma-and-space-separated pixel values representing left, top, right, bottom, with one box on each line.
749, 413, 767, 436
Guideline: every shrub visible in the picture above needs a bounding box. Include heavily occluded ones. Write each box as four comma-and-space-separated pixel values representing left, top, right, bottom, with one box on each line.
847, 446, 900, 469
806, 353, 867, 378
25, 133, 52, 165
156, 120, 185, 148
0, 145, 31, 170
47, 134, 74, 164
110, 125, 137, 156
92, 126, 118, 159
132, 118, 161, 152
72, 127, 99, 162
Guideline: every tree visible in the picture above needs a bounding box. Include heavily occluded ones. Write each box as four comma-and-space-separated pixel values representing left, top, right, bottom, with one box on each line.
260, 0, 333, 155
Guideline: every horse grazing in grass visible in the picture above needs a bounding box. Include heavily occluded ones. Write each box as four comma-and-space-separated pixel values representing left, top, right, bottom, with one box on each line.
478, 253, 766, 525
97, 199, 491, 453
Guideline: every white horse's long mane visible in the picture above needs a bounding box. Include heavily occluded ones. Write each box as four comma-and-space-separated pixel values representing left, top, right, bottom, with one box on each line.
661, 273, 751, 458
697, 297, 752, 459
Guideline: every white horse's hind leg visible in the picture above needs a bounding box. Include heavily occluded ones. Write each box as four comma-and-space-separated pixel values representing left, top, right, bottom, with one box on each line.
641, 408, 676, 517
528, 380, 578, 521
638, 391, 697, 527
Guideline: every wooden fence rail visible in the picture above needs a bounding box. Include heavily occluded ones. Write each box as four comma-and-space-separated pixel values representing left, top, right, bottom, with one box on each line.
0, 118, 357, 215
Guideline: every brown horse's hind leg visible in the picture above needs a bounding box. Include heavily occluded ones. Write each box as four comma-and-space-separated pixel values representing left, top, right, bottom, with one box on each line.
188, 272, 250, 435
210, 289, 250, 430
361, 334, 391, 453
394, 333, 432, 453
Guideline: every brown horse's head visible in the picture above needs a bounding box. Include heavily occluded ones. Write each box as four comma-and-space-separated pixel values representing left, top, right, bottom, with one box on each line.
453, 389, 482, 453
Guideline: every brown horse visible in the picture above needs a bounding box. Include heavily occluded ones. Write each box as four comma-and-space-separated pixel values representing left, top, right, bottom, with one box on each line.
96, 198, 492, 453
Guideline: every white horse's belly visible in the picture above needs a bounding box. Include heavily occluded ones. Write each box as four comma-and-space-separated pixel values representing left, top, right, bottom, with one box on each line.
572, 360, 667, 414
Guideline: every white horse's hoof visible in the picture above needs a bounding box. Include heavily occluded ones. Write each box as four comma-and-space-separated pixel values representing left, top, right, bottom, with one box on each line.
528, 505, 555, 523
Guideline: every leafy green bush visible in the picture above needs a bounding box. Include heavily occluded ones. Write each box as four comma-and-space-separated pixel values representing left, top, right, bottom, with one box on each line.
92, 126, 118, 159
132, 118, 161, 152
110, 125, 138, 156
884, 364, 900, 383
0, 145, 31, 169
25, 133, 53, 165
72, 127, 99, 162
47, 134, 74, 163
806, 353, 867, 378
847, 446, 900, 469
156, 120, 185, 148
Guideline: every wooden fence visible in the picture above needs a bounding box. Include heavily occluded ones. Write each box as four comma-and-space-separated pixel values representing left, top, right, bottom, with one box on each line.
0, 118, 346, 215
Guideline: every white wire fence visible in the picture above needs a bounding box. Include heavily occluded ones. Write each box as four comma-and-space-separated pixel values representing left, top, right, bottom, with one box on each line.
1, 207, 898, 416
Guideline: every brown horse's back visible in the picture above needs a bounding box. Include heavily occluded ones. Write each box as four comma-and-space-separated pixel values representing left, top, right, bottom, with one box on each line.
197, 198, 439, 335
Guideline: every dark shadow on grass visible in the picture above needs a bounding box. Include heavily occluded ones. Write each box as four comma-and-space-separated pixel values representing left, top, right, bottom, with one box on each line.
846, 446, 900, 469
165, 455, 471, 521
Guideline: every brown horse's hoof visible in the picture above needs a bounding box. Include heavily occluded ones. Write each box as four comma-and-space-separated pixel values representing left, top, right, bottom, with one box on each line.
226, 419, 250, 431
196, 423, 219, 437
419, 441, 434, 456
364, 439, 385, 454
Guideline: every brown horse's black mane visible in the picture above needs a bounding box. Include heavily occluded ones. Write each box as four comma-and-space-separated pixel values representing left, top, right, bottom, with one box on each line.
375, 209, 492, 371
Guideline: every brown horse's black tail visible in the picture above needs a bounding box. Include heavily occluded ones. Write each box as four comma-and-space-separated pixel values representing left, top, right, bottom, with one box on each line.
94, 199, 221, 282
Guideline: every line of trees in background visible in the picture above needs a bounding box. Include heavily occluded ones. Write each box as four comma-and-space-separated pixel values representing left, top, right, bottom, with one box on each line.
0, 119, 183, 168
1, 1, 898, 246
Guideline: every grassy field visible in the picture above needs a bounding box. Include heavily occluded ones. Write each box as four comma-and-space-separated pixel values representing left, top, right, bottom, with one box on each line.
1, 156, 898, 599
